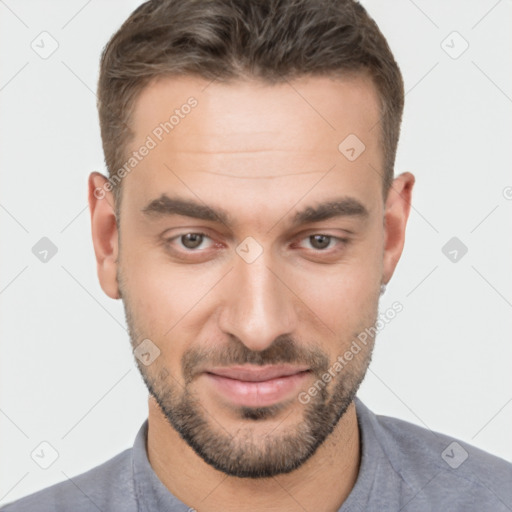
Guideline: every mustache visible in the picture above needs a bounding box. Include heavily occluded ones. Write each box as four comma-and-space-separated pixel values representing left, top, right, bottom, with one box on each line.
182, 334, 330, 383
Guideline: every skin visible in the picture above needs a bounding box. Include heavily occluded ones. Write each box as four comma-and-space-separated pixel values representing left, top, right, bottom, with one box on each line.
88, 73, 414, 511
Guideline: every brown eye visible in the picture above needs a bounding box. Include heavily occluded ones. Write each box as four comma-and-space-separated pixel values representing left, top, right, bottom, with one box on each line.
180, 233, 206, 249
308, 234, 332, 250
294, 233, 349, 255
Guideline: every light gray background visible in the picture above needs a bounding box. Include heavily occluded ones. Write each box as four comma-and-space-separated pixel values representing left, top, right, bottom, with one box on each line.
1, 0, 511, 505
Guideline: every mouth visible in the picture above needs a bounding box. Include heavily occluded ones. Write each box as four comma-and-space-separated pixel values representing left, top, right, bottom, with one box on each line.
203, 365, 311, 408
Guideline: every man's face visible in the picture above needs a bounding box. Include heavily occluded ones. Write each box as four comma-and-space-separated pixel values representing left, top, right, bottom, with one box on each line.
97, 74, 407, 478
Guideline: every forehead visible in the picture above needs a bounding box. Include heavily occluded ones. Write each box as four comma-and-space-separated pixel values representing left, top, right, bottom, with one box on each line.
130, 73, 381, 158
122, 73, 383, 221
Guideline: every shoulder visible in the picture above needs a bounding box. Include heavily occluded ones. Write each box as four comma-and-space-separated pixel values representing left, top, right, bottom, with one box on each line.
0, 448, 136, 512
366, 402, 512, 509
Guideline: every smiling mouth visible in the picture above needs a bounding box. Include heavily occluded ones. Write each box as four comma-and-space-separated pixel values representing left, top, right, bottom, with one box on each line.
206, 364, 310, 381
203, 365, 311, 407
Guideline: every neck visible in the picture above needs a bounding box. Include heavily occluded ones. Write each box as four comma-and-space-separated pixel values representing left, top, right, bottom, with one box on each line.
146, 397, 361, 512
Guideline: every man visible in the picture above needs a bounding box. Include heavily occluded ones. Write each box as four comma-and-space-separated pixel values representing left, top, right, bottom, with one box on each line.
2, 0, 511, 510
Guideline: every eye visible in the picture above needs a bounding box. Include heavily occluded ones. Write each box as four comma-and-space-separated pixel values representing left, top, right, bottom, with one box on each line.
168, 232, 214, 251
297, 234, 347, 251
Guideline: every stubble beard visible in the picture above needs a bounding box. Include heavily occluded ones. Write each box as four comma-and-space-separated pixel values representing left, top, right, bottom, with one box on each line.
118, 267, 377, 478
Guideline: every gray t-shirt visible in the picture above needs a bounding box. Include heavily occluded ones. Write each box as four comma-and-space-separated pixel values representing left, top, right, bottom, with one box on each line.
2, 397, 511, 511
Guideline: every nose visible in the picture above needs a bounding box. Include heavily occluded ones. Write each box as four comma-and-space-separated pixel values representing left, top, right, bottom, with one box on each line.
218, 247, 298, 352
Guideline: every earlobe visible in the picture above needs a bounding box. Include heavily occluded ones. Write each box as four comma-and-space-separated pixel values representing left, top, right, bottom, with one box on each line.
88, 172, 121, 299
382, 172, 415, 285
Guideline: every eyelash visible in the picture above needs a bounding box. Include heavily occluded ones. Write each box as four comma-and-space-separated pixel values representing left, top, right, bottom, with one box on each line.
163, 232, 349, 257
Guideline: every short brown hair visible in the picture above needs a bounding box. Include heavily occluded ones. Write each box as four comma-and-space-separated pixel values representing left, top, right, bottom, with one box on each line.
97, 0, 404, 210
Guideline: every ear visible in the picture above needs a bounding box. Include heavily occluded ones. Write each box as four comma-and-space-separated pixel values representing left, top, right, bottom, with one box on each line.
88, 172, 121, 299
382, 172, 415, 285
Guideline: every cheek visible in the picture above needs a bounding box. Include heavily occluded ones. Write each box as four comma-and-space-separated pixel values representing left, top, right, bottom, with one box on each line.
122, 243, 223, 347
290, 239, 383, 334
298, 270, 379, 338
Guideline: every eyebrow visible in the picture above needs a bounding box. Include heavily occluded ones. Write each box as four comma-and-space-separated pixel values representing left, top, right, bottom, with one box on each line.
141, 194, 369, 228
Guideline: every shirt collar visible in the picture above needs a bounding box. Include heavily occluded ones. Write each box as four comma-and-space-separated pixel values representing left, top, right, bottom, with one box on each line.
132, 420, 192, 512
131, 396, 400, 512
337, 397, 402, 511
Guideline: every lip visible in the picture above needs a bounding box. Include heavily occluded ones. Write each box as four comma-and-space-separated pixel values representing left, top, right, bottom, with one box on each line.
203, 365, 311, 407
206, 364, 310, 382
